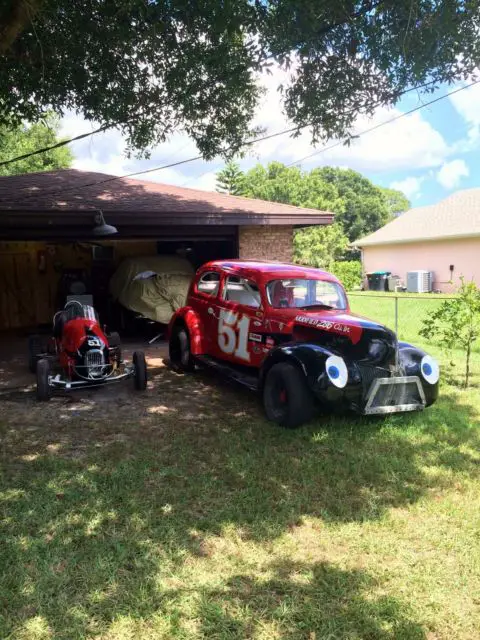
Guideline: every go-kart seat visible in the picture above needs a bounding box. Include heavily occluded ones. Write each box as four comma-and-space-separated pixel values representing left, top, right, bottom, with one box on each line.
53, 310, 68, 339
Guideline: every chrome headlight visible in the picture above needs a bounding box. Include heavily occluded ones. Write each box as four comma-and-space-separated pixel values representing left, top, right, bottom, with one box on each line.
325, 355, 348, 388
420, 355, 439, 385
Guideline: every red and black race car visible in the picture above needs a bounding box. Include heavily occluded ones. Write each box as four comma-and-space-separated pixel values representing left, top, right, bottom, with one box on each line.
28, 300, 147, 401
168, 260, 439, 427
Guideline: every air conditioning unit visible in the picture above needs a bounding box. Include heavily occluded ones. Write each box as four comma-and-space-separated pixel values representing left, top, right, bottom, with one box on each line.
406, 270, 433, 293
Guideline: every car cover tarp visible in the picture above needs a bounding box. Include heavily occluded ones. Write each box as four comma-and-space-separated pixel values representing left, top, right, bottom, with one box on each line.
109, 255, 194, 324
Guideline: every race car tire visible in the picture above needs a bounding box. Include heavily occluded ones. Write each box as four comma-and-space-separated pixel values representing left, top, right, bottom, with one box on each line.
133, 351, 148, 391
108, 332, 122, 365
169, 324, 195, 372
36, 358, 52, 402
28, 334, 42, 373
263, 362, 315, 428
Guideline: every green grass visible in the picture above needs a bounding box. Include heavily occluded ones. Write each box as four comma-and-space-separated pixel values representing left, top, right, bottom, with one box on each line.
1, 297, 480, 639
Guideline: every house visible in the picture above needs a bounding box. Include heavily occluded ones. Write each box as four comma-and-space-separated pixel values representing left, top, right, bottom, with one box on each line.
353, 189, 480, 292
0, 169, 333, 330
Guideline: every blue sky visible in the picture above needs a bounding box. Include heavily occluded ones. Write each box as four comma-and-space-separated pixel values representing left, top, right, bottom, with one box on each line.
60, 67, 480, 209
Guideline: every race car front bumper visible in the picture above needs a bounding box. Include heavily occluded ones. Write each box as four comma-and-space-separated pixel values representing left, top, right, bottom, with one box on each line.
362, 375, 426, 415
48, 364, 135, 390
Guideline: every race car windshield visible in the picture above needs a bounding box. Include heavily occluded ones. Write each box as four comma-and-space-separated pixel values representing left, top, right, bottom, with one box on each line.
266, 279, 347, 310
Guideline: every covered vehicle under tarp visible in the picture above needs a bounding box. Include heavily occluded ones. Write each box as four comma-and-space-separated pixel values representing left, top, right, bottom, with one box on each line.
109, 256, 195, 324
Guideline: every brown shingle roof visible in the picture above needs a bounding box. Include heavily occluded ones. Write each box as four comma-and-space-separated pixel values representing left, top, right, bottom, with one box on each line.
0, 169, 333, 224
354, 188, 480, 247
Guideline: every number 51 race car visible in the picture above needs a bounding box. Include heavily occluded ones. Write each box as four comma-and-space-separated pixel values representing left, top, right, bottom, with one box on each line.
28, 300, 148, 401
168, 260, 439, 428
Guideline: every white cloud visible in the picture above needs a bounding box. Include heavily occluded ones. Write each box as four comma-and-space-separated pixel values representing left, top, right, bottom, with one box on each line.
60, 64, 453, 190
436, 159, 469, 190
390, 176, 424, 200
449, 80, 480, 143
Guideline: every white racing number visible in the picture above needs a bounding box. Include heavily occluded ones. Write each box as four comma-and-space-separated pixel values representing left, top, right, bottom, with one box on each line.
87, 336, 103, 347
218, 310, 251, 362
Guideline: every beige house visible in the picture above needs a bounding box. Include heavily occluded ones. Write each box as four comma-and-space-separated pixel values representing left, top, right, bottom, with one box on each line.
353, 189, 480, 292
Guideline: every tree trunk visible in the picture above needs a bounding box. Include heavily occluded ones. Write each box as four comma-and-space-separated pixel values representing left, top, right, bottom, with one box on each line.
0, 0, 44, 55
465, 338, 471, 389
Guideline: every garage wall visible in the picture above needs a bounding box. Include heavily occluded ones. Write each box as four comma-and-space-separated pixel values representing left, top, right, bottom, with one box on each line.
0, 240, 157, 330
239, 225, 293, 262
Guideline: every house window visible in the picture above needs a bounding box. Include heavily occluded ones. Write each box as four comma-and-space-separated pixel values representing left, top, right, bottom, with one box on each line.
223, 276, 261, 308
196, 271, 220, 296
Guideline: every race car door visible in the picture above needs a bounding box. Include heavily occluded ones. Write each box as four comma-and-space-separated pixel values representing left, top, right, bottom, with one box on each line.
213, 274, 265, 367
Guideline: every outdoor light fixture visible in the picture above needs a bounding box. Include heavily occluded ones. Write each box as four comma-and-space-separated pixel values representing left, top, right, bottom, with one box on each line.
93, 211, 118, 237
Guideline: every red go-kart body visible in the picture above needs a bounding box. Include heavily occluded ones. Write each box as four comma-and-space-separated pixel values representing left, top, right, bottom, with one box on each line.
29, 301, 148, 400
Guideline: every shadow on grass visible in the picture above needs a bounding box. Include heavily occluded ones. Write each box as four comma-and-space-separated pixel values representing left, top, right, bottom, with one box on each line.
192, 559, 425, 639
0, 365, 478, 638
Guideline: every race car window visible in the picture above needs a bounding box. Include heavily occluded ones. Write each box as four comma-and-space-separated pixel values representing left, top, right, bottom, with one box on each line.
223, 276, 261, 308
266, 279, 347, 310
196, 271, 220, 296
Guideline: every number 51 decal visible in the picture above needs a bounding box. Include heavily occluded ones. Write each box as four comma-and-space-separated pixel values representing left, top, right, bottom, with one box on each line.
218, 309, 250, 362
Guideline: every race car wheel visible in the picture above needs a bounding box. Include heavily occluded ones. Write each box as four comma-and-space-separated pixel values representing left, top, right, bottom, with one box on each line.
169, 324, 195, 372
36, 359, 52, 402
263, 362, 315, 428
133, 351, 148, 391
108, 332, 122, 365
28, 334, 43, 373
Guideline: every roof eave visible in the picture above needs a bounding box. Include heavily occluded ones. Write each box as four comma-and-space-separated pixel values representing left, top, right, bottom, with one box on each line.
354, 231, 480, 248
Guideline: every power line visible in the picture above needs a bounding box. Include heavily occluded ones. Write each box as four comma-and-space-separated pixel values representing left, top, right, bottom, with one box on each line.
0, 121, 120, 168
10, 78, 475, 203
286, 79, 480, 168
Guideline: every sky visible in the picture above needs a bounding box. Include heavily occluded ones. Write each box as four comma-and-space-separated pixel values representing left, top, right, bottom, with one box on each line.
59, 66, 480, 209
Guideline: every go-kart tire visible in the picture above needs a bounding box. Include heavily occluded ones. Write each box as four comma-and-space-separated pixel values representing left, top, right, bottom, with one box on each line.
169, 324, 195, 373
108, 331, 121, 347
28, 334, 42, 374
36, 359, 52, 402
108, 332, 122, 365
263, 362, 314, 428
133, 351, 147, 391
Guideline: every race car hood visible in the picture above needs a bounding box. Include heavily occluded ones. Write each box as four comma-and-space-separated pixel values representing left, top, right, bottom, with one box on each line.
293, 309, 388, 345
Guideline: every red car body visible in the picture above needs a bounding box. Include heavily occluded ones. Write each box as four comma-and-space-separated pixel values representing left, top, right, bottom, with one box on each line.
168, 260, 439, 427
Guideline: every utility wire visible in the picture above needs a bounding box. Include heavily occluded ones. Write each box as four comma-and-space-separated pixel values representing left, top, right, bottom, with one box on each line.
10, 78, 478, 203
286, 79, 480, 168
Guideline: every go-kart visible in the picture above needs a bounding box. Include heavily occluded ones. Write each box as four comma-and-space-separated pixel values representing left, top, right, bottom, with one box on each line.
28, 300, 148, 401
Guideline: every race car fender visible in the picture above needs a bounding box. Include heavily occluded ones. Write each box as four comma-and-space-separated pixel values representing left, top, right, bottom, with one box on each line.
259, 342, 335, 392
168, 307, 205, 355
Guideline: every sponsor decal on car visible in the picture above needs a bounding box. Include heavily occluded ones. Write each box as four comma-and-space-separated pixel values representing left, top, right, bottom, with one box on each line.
248, 332, 262, 343
295, 315, 351, 334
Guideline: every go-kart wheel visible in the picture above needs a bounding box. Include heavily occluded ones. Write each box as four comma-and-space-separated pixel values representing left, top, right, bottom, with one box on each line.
263, 363, 315, 428
28, 334, 43, 374
169, 324, 195, 373
108, 332, 122, 365
36, 359, 52, 402
133, 351, 147, 391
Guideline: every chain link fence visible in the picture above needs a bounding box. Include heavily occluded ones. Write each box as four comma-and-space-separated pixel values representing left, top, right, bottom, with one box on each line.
347, 292, 480, 386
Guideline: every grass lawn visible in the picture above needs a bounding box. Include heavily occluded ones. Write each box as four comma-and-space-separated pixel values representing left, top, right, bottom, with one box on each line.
1, 295, 479, 639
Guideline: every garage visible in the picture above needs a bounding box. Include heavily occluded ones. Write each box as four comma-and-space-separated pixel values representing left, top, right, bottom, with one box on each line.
0, 168, 333, 336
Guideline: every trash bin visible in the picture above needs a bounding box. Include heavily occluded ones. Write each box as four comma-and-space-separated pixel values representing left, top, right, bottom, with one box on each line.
366, 271, 391, 291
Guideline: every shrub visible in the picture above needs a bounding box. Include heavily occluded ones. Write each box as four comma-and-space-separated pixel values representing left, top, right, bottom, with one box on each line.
331, 261, 362, 291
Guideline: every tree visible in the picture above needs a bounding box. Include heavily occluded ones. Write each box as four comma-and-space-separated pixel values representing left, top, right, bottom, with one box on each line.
216, 161, 245, 195
379, 188, 411, 217
0, 114, 73, 176
1, 2, 480, 157
312, 167, 392, 241
420, 279, 480, 388
294, 224, 349, 271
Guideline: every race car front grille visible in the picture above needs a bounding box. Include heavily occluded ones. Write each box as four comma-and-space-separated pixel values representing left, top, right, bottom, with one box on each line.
357, 363, 391, 393
364, 376, 426, 415
85, 349, 105, 378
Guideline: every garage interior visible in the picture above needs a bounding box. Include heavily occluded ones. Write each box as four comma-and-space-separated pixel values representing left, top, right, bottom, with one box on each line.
0, 232, 237, 336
